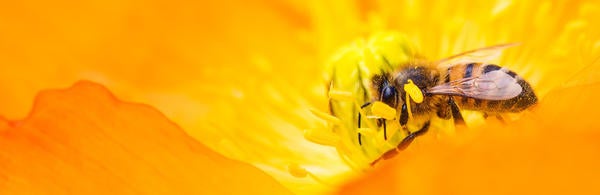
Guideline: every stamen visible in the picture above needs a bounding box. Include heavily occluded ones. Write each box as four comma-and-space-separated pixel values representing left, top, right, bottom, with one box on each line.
328, 90, 355, 101
371, 101, 397, 120
355, 102, 377, 130
357, 128, 376, 135
304, 128, 340, 147
309, 108, 342, 125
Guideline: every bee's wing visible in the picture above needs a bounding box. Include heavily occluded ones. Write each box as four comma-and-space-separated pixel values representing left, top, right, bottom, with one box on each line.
427, 70, 523, 100
436, 43, 519, 69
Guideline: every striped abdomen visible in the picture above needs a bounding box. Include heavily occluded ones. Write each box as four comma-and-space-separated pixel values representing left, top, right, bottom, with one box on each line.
444, 63, 537, 113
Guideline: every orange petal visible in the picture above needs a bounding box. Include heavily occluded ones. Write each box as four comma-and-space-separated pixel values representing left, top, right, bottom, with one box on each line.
0, 81, 291, 194
337, 82, 600, 194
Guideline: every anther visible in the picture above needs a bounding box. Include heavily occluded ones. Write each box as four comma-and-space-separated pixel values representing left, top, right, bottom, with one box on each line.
288, 163, 309, 178
309, 108, 342, 125
303, 129, 340, 147
328, 90, 355, 101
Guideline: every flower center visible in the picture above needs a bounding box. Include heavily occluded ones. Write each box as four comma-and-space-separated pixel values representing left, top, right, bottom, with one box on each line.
303, 32, 418, 170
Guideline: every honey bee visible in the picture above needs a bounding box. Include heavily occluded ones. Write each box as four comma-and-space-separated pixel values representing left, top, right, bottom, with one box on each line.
359, 43, 538, 164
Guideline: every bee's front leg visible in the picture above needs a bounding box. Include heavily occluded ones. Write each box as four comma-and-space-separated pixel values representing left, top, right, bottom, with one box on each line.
357, 102, 373, 145
378, 119, 388, 140
395, 121, 430, 151
375, 121, 431, 163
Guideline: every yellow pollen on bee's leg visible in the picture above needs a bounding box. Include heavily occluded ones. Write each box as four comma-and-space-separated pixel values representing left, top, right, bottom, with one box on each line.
403, 79, 424, 120
371, 101, 397, 120
405, 93, 413, 120
404, 79, 424, 103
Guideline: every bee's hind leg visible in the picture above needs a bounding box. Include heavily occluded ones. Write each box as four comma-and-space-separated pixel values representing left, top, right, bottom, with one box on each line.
436, 97, 464, 125
374, 119, 388, 140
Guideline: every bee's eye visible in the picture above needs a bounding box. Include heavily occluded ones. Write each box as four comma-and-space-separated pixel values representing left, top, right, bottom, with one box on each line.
380, 85, 397, 107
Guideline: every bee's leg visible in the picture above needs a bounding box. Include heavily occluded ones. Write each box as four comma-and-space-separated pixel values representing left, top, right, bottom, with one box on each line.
398, 103, 411, 138
357, 102, 372, 145
399, 103, 409, 127
483, 112, 507, 124
375, 121, 431, 163
448, 97, 465, 125
495, 114, 507, 123
395, 121, 430, 151
380, 119, 387, 140
436, 102, 452, 120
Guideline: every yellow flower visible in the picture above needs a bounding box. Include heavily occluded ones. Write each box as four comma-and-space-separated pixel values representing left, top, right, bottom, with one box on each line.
1, 0, 600, 195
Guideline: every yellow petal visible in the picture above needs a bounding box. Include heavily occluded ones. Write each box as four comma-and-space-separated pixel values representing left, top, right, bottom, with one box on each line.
0, 81, 291, 194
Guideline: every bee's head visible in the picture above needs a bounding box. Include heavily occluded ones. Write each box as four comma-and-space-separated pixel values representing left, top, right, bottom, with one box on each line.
372, 74, 401, 108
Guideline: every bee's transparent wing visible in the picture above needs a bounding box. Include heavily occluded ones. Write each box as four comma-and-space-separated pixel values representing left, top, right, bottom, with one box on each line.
436, 43, 519, 69
427, 70, 522, 100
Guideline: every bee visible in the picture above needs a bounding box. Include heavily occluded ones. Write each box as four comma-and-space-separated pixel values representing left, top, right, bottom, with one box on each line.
359, 43, 538, 164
